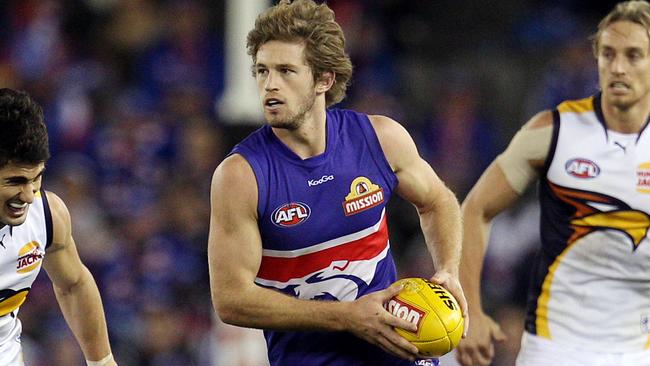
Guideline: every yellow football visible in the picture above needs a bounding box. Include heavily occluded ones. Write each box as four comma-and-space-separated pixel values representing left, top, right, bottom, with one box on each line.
387, 278, 464, 357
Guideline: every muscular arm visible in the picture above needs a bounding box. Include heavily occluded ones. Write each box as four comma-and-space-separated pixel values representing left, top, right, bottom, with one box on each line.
208, 154, 420, 359
43, 192, 114, 365
369, 115, 466, 318
456, 111, 552, 366
208, 155, 340, 329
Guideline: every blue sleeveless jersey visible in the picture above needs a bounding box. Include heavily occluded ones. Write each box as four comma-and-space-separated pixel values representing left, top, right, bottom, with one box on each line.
231, 109, 437, 366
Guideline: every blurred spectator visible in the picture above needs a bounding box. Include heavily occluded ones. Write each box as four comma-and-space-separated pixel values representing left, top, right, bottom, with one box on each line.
419, 82, 499, 197
525, 37, 599, 113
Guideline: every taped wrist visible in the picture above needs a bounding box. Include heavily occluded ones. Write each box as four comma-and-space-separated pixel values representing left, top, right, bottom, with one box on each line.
86, 353, 114, 366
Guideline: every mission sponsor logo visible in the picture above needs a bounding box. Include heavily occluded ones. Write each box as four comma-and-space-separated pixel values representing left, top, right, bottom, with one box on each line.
272, 202, 311, 227
638, 162, 650, 194
16, 241, 44, 274
343, 177, 384, 216
565, 158, 600, 179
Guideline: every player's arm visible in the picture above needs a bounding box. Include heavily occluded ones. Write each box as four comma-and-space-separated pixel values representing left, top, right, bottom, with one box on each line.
208, 154, 420, 360
369, 115, 467, 324
456, 111, 552, 366
42, 191, 116, 366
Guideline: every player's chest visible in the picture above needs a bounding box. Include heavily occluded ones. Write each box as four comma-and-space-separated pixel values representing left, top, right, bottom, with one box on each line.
0, 228, 45, 289
549, 132, 650, 208
260, 165, 393, 251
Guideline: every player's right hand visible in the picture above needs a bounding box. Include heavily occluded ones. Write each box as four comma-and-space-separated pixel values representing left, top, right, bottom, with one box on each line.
455, 311, 506, 366
342, 283, 421, 361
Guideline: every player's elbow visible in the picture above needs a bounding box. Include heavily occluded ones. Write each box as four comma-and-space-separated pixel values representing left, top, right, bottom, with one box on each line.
422, 184, 459, 217
51, 265, 92, 296
214, 304, 238, 326
211, 289, 246, 326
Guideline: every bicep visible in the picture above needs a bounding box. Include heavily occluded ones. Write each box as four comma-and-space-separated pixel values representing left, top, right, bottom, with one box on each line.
369, 115, 445, 210
395, 156, 447, 211
208, 156, 263, 296
461, 112, 552, 226
494, 110, 553, 195
44, 237, 85, 288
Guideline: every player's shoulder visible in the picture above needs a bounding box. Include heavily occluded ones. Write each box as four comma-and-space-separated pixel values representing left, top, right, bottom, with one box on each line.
523, 110, 554, 130
42, 190, 70, 223
367, 114, 411, 141
524, 95, 596, 131
210, 154, 258, 215
367, 114, 401, 128
366, 114, 418, 172
41, 190, 72, 246
211, 154, 257, 193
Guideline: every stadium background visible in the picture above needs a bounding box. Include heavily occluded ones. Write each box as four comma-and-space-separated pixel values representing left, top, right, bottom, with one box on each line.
0, 0, 614, 365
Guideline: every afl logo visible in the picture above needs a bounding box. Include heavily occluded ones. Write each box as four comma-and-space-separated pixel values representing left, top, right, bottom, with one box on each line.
565, 158, 600, 179
272, 202, 311, 227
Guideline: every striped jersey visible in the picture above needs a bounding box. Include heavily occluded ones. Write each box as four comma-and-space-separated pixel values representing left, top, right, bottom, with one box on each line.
231, 109, 436, 366
526, 94, 650, 351
0, 190, 51, 343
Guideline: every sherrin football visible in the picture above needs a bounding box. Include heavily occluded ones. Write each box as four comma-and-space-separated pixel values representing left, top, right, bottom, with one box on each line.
387, 278, 464, 357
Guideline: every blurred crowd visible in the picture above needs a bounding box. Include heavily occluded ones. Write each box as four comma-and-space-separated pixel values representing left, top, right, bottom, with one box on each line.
0, 0, 605, 365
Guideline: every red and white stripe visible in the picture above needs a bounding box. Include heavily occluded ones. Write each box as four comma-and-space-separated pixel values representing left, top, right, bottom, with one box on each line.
255, 209, 390, 300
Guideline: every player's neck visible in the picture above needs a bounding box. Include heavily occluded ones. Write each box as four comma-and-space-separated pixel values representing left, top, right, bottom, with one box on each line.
601, 94, 650, 134
272, 101, 328, 159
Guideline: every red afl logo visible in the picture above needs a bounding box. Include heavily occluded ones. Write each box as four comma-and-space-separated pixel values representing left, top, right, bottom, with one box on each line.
272, 202, 311, 227
565, 158, 600, 179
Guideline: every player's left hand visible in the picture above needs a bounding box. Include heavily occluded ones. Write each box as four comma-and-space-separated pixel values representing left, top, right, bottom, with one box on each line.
429, 270, 468, 338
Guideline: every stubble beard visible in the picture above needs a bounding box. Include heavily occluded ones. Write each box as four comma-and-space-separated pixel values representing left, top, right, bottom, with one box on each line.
606, 92, 637, 112
268, 90, 316, 131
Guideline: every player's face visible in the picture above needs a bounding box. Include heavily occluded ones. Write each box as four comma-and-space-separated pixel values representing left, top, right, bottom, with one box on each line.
597, 21, 650, 109
0, 162, 44, 227
255, 40, 317, 130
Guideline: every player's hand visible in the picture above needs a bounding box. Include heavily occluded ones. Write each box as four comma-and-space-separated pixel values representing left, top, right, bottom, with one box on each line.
342, 283, 421, 361
430, 270, 469, 338
455, 311, 506, 366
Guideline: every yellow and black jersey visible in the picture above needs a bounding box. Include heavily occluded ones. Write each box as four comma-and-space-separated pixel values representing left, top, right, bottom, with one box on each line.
526, 94, 650, 352
0, 189, 51, 343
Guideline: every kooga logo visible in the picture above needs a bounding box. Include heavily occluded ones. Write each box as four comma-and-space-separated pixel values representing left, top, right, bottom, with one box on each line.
308, 175, 334, 187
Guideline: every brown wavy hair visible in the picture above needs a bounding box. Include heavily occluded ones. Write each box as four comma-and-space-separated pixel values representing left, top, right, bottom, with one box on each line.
247, 0, 353, 107
592, 1, 650, 56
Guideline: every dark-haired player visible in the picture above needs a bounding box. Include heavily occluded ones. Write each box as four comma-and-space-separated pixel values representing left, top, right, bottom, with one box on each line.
0, 88, 116, 366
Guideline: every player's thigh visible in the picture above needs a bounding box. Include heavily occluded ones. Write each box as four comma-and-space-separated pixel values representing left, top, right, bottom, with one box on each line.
518, 332, 650, 366
621, 349, 650, 366
516, 332, 596, 366
0, 333, 24, 366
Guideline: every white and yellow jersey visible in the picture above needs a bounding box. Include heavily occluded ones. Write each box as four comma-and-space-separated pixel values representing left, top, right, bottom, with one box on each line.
527, 94, 650, 352
0, 190, 50, 344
